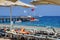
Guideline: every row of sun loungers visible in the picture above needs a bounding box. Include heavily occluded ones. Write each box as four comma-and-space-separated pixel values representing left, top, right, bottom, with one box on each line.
0, 24, 60, 40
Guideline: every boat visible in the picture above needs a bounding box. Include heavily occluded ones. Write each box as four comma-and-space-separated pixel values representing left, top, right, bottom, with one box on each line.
15, 16, 38, 22
15, 20, 22, 23
30, 17, 38, 21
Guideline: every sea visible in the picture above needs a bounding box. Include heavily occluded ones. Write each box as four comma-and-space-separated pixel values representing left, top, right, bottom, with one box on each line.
0, 16, 60, 28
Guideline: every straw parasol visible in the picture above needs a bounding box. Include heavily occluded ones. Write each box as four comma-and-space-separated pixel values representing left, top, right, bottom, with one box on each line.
0, 0, 35, 30
31, 0, 60, 5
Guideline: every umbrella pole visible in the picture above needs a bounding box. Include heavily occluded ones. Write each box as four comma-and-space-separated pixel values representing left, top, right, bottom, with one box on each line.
10, 6, 13, 30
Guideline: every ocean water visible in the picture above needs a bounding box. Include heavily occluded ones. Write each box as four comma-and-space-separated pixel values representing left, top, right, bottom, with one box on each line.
15, 16, 60, 28
0, 16, 60, 28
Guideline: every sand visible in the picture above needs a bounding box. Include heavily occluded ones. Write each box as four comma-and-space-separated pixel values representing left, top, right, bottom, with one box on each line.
0, 38, 11, 40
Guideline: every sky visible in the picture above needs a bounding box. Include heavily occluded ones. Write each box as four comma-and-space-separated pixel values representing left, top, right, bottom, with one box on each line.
0, 0, 60, 16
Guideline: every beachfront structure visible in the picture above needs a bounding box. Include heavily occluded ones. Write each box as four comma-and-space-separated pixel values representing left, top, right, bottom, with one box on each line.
0, 16, 18, 23
0, 16, 37, 23
31, 0, 60, 5
0, 16, 33, 23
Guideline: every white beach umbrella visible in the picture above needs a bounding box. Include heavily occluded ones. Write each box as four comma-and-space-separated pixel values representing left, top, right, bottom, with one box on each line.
0, 0, 14, 6
0, 0, 35, 7
31, 0, 60, 5
15, 1, 35, 8
0, 0, 35, 29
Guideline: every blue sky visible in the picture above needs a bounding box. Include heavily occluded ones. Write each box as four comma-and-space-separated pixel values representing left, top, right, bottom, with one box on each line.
0, 0, 60, 16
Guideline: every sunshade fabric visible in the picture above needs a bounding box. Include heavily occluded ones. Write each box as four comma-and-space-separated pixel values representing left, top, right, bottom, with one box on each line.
0, 0, 35, 8
31, 0, 60, 5
8, 0, 17, 2
0, 0, 6, 3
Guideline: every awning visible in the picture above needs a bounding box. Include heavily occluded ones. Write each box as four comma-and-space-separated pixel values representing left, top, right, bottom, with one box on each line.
0, 0, 35, 8
31, 0, 60, 5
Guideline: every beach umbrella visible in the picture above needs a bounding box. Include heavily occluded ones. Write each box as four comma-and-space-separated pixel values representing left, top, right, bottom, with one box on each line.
0, 0, 35, 29
30, 0, 60, 5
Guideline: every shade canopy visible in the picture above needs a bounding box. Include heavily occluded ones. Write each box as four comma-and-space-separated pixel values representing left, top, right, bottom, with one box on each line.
8, 0, 17, 2
31, 0, 60, 5
0, 0, 35, 8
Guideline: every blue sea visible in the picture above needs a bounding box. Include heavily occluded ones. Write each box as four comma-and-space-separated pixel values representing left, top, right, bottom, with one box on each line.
0, 16, 60, 28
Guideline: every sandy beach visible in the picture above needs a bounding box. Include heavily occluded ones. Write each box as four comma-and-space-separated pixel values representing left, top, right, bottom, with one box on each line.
0, 38, 10, 40
0, 24, 60, 32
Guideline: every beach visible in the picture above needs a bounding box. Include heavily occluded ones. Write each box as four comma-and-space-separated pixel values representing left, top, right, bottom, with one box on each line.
0, 24, 60, 33
0, 38, 10, 40
0, 24, 60, 40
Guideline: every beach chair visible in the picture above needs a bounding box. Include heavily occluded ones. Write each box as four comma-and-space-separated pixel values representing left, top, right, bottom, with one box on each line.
0, 29, 6, 37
